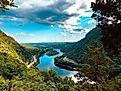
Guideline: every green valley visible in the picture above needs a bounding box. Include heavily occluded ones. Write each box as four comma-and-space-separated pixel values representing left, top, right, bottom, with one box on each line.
0, 31, 77, 91
0, 0, 121, 91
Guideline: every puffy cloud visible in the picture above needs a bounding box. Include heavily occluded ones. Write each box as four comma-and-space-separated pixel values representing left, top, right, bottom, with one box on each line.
58, 0, 96, 34
64, 0, 95, 16
6, 0, 73, 25
2, 0, 95, 25
1, 0, 96, 35
15, 0, 55, 9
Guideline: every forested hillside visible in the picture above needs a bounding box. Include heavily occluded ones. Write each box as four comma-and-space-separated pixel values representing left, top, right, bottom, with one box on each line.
0, 30, 44, 63
0, 30, 78, 91
0, 30, 29, 63
61, 27, 102, 63
0, 0, 121, 90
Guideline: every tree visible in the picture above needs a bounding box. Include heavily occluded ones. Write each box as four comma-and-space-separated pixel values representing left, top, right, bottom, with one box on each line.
75, 42, 121, 91
91, 0, 121, 55
0, 0, 16, 11
80, 42, 115, 83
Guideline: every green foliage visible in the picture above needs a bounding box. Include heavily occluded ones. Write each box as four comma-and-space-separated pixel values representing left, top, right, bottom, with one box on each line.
0, 52, 27, 80
27, 42, 73, 50
81, 42, 115, 82
0, 30, 45, 64
55, 55, 83, 71
0, 76, 9, 91
22, 44, 45, 63
61, 27, 101, 64
0, 0, 16, 12
73, 42, 121, 91
91, 0, 121, 55
46, 49, 59, 56
0, 30, 77, 91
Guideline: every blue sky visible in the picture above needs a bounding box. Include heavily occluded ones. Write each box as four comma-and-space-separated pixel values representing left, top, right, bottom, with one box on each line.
0, 0, 96, 43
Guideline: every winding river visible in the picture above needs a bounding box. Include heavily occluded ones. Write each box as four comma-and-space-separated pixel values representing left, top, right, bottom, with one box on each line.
36, 49, 77, 77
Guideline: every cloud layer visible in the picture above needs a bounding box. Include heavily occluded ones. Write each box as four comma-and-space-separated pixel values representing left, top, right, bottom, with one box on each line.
1, 0, 94, 23
0, 0, 96, 34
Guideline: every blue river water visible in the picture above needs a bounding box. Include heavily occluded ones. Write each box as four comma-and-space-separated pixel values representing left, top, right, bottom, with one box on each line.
36, 49, 76, 77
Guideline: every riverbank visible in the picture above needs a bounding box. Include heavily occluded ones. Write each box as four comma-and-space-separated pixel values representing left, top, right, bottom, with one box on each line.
46, 49, 59, 56
26, 48, 80, 83
54, 55, 82, 71
33, 48, 60, 66
36, 49, 79, 77
54, 62, 81, 71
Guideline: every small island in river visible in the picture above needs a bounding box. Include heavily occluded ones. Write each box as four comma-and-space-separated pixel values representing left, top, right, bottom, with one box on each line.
46, 49, 59, 56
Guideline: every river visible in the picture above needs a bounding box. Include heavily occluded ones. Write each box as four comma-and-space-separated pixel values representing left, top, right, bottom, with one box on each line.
36, 49, 77, 77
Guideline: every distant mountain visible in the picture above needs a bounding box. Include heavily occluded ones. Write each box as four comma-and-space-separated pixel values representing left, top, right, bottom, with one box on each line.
61, 27, 102, 63
26, 42, 74, 49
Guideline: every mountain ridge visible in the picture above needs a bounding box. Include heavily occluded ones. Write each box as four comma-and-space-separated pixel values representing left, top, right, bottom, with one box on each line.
61, 27, 102, 63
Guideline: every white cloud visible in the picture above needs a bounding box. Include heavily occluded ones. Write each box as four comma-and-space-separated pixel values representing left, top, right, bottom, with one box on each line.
58, 0, 96, 35
64, 16, 80, 25
15, 32, 35, 37
11, 0, 95, 24
16, 32, 26, 36
64, 0, 94, 16
58, 24, 84, 34
51, 25, 54, 28
107, 16, 115, 21
61, 32, 67, 36
5, 0, 96, 37
15, 0, 55, 10
0, 16, 26, 22
29, 34, 35, 37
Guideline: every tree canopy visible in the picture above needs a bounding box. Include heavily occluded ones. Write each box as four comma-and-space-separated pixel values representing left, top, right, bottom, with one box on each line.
91, 0, 121, 55
0, 0, 16, 11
